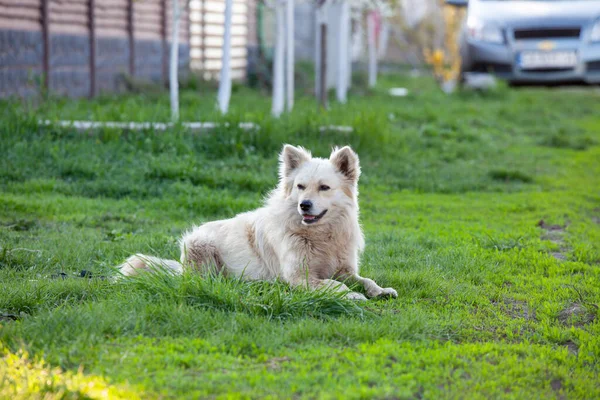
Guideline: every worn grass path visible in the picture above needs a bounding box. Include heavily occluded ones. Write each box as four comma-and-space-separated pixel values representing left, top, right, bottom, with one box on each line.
1, 76, 599, 398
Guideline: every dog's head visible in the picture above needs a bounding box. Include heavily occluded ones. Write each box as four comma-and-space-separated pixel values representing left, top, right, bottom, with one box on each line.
279, 144, 360, 225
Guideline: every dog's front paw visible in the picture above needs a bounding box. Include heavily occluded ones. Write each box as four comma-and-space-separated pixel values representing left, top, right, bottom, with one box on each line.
378, 287, 398, 299
367, 287, 398, 299
346, 291, 368, 301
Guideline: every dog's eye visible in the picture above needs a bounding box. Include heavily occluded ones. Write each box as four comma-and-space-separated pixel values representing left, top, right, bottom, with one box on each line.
297, 184, 306, 190
319, 185, 330, 191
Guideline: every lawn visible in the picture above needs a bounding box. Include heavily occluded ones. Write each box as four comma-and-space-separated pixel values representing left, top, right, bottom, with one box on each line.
1, 74, 599, 399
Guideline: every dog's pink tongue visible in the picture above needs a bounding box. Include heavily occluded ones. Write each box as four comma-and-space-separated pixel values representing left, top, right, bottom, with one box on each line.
303, 215, 316, 220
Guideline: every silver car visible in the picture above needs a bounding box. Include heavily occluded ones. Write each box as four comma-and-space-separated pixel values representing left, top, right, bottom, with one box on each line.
456, 0, 600, 83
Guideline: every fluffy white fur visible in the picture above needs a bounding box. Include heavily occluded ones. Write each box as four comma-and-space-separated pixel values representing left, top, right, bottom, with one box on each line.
118, 145, 397, 300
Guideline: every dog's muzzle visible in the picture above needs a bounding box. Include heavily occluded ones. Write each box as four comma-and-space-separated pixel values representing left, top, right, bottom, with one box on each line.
301, 209, 327, 224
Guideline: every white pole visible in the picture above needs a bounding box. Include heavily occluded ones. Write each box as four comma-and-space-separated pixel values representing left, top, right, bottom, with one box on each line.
170, 0, 181, 121
367, 11, 377, 88
285, 0, 294, 111
336, 0, 349, 103
325, 2, 337, 90
218, 0, 233, 114
272, 0, 285, 117
378, 21, 389, 59
314, 4, 322, 100
346, 9, 352, 89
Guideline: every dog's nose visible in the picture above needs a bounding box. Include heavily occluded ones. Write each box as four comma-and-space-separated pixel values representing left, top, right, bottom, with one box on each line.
300, 200, 312, 212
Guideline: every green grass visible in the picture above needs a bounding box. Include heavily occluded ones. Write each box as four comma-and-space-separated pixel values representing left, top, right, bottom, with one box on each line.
1, 74, 599, 399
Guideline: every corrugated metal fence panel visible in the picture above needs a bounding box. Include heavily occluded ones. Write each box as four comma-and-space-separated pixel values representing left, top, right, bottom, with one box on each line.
189, 0, 248, 80
132, 0, 162, 40
96, 0, 128, 37
0, 0, 43, 97
49, 0, 88, 35
129, 0, 188, 42
0, 0, 195, 97
0, 0, 41, 31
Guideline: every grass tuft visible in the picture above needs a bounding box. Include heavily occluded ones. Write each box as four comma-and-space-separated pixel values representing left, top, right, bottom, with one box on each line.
488, 169, 534, 183
125, 267, 366, 321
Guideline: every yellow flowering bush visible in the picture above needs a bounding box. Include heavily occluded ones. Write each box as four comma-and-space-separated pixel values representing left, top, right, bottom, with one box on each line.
0, 346, 140, 400
424, 2, 466, 89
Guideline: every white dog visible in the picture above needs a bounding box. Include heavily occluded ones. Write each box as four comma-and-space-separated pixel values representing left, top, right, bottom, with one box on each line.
118, 145, 397, 300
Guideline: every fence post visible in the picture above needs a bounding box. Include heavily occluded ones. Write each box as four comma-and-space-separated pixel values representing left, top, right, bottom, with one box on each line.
88, 0, 96, 97
161, 0, 168, 85
128, 0, 135, 76
201, 0, 206, 75
319, 23, 327, 109
41, 0, 50, 92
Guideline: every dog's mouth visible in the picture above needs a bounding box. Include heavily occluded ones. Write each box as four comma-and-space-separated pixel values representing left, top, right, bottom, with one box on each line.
302, 209, 327, 224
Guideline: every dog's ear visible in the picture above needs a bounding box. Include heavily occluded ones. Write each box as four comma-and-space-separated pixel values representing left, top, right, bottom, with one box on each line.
279, 144, 311, 179
330, 146, 360, 182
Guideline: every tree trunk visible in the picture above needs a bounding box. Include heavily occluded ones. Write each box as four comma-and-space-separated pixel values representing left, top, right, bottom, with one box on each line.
170, 0, 181, 121
336, 0, 349, 103
218, 0, 233, 114
367, 11, 377, 88
314, 1, 324, 104
271, 0, 285, 117
378, 21, 389, 59
285, 0, 294, 112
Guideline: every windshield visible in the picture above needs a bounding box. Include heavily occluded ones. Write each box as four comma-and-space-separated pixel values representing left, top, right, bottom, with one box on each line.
480, 0, 597, 1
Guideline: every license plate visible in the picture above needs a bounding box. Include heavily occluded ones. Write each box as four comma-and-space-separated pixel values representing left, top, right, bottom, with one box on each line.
518, 51, 577, 69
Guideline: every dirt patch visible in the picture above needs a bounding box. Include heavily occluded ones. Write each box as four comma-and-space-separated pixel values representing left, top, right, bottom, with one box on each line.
558, 303, 597, 327
2, 219, 38, 231
489, 169, 533, 183
537, 220, 564, 231
592, 208, 600, 225
493, 298, 536, 321
0, 313, 19, 322
540, 230, 564, 244
550, 252, 568, 261
537, 219, 570, 261
502, 281, 513, 289
550, 378, 564, 392
266, 356, 291, 371
564, 340, 579, 356
551, 378, 563, 391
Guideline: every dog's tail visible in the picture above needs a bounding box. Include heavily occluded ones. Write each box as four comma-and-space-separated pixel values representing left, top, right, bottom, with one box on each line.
117, 254, 183, 278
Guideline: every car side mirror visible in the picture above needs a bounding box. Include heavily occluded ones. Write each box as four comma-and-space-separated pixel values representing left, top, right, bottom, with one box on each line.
445, 0, 468, 6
